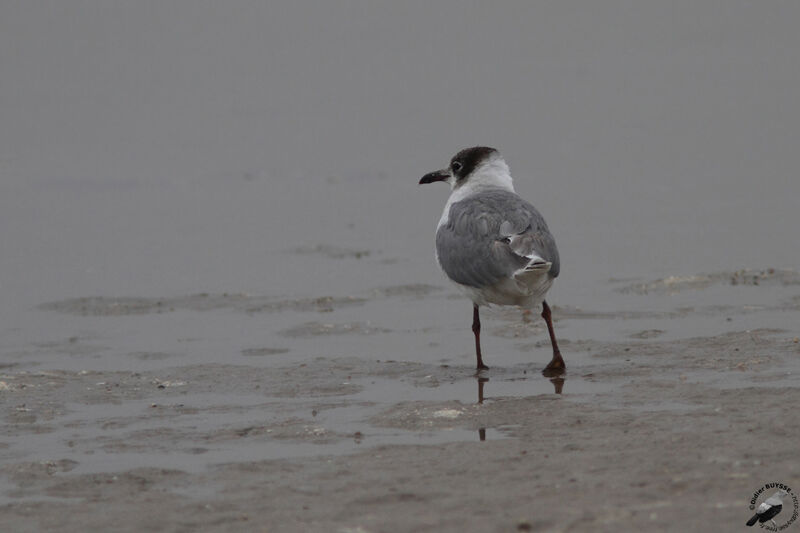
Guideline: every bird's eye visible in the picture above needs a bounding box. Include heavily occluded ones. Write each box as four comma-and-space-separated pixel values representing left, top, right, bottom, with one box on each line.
451, 161, 463, 173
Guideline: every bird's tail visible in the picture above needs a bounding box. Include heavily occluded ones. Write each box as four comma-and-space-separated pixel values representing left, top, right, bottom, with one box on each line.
746, 514, 759, 526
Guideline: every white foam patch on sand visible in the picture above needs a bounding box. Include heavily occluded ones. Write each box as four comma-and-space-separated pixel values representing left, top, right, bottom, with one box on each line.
432, 409, 462, 419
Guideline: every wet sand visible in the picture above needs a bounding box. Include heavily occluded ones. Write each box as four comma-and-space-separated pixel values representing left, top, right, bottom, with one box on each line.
3, 271, 800, 532
2, 2, 800, 532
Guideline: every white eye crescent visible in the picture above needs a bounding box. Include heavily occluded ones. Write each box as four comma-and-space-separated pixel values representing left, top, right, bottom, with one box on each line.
451, 161, 463, 173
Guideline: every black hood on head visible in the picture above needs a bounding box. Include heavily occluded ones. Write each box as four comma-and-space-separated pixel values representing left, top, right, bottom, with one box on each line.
450, 146, 498, 181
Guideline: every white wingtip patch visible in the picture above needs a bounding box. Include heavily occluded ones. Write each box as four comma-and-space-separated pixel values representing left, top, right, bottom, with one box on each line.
525, 260, 552, 272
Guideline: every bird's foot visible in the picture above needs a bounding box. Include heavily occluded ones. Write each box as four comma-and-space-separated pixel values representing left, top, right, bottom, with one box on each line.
542, 354, 566, 378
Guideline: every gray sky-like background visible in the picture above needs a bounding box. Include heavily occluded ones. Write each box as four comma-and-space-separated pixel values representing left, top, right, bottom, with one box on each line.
2, 1, 799, 311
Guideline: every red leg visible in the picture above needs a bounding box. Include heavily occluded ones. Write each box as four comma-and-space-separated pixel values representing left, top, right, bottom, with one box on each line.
473, 305, 489, 370
541, 300, 565, 376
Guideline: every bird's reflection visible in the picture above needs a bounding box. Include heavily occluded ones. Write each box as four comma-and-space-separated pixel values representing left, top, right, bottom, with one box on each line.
549, 375, 565, 394
477, 376, 489, 404
474, 371, 565, 405
475, 373, 565, 441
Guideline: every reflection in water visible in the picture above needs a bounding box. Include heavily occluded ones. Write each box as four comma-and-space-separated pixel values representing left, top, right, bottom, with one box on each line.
475, 373, 565, 404
475, 372, 564, 441
549, 376, 565, 394
478, 378, 488, 440
477, 376, 489, 404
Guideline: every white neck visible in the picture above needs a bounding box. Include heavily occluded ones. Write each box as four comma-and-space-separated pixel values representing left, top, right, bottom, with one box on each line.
455, 156, 514, 194
437, 156, 515, 228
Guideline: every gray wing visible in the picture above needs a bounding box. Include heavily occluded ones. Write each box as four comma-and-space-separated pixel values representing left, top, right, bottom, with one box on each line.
436, 189, 559, 289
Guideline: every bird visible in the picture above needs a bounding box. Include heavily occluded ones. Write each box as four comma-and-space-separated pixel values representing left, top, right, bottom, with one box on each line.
419, 146, 564, 375
747, 489, 788, 527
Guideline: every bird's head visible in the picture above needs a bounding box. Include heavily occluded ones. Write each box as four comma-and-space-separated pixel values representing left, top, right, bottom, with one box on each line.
419, 146, 513, 192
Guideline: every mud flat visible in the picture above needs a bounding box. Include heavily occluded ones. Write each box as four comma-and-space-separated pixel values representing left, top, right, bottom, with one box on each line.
2, 270, 800, 532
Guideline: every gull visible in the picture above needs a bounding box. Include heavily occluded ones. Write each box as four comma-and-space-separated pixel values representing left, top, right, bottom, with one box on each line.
747, 489, 788, 527
419, 146, 564, 375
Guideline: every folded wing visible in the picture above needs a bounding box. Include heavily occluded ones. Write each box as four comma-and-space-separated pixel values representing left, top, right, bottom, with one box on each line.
436, 189, 560, 289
